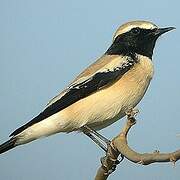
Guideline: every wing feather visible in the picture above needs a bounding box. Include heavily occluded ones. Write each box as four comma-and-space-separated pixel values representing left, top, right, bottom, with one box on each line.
10, 55, 137, 136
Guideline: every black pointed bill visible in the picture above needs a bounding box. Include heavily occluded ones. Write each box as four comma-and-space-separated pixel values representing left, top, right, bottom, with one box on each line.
154, 27, 176, 36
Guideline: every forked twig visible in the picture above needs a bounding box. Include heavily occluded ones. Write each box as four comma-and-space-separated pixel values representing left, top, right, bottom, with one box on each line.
94, 109, 180, 180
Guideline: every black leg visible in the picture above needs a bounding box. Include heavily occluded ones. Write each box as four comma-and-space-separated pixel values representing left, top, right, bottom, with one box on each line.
83, 125, 111, 145
83, 131, 107, 152
82, 125, 111, 152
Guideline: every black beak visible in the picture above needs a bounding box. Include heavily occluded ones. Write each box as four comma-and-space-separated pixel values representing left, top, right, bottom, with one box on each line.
154, 27, 176, 36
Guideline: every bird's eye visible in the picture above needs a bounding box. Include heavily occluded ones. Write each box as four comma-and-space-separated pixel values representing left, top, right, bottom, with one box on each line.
131, 28, 140, 35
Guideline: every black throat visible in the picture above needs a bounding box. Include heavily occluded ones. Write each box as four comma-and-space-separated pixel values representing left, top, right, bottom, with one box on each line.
105, 28, 158, 59
105, 39, 154, 59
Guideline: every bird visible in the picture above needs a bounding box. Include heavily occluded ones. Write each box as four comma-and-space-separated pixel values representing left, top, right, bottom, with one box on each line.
0, 20, 175, 154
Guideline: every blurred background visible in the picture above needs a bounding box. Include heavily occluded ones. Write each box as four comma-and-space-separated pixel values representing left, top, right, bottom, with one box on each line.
0, 0, 179, 179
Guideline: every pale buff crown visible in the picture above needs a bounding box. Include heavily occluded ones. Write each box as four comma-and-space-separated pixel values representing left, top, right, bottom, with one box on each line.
113, 21, 158, 41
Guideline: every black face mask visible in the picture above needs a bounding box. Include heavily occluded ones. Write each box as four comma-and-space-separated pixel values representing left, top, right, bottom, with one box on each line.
105, 27, 175, 59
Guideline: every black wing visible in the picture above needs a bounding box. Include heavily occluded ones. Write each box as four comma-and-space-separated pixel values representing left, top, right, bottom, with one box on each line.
10, 56, 137, 136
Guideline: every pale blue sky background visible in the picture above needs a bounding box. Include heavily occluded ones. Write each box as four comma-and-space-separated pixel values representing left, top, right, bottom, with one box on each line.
0, 0, 179, 180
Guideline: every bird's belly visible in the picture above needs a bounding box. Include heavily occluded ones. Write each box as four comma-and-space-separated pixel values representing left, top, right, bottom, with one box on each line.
87, 73, 152, 130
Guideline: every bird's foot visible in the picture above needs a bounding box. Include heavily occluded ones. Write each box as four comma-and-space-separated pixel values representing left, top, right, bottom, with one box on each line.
100, 149, 124, 175
101, 156, 118, 175
126, 108, 139, 124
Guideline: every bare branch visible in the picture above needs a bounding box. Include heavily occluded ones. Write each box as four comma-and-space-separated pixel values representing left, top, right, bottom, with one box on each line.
94, 109, 180, 180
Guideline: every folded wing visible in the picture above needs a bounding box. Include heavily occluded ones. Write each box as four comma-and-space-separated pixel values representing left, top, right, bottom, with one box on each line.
10, 55, 137, 136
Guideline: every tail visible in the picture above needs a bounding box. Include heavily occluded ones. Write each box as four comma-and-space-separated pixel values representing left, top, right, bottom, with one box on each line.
0, 138, 17, 154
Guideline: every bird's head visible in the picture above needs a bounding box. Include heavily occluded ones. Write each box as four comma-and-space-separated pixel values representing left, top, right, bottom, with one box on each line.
106, 20, 175, 59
